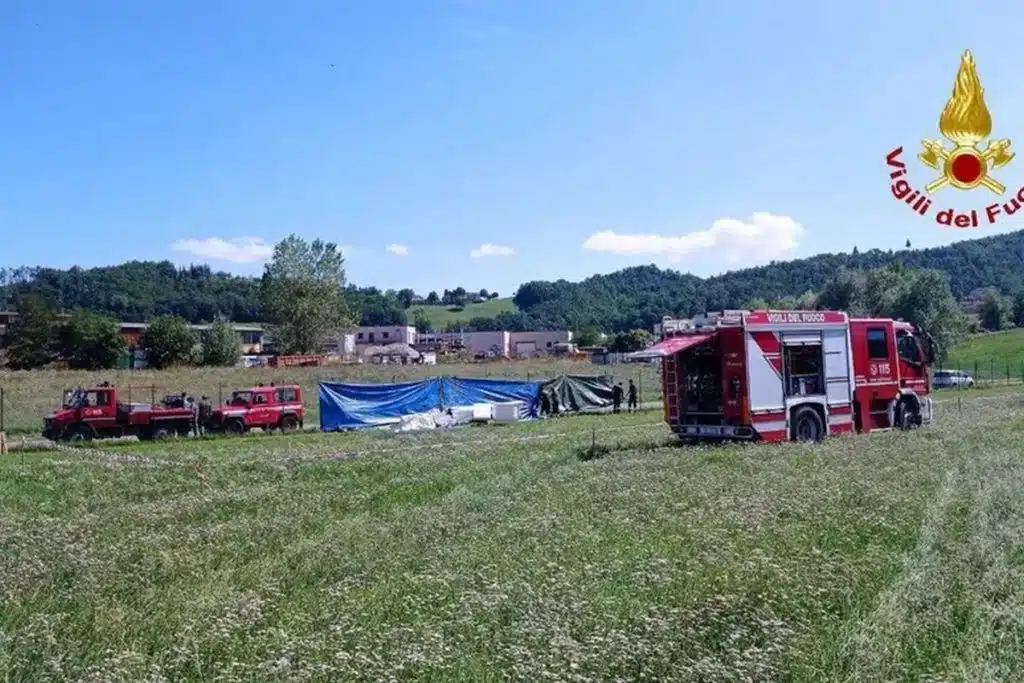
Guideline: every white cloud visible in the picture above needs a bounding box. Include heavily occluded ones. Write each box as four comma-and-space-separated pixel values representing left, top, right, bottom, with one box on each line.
170, 236, 274, 264
385, 243, 409, 256
470, 243, 516, 258
581, 213, 804, 265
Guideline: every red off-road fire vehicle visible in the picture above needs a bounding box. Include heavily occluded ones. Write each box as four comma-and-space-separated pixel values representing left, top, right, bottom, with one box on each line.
205, 384, 304, 435
42, 383, 194, 442
648, 310, 937, 443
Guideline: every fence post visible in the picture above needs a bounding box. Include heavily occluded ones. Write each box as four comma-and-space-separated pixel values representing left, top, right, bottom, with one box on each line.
0, 387, 5, 433
975, 360, 979, 383
1007, 359, 1011, 384
638, 372, 643, 407
990, 359, 994, 383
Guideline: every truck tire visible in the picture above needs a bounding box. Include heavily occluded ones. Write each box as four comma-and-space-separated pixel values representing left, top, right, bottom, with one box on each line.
225, 419, 245, 436
278, 414, 298, 433
66, 425, 92, 442
791, 406, 824, 443
894, 394, 922, 430
152, 426, 172, 441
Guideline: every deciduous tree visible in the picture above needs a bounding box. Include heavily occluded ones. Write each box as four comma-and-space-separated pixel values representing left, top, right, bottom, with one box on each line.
3, 293, 58, 370
59, 309, 127, 370
260, 235, 351, 354
201, 318, 241, 367
141, 315, 198, 369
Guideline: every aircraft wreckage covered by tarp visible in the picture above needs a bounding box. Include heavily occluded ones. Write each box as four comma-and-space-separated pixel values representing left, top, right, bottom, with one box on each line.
317, 374, 617, 431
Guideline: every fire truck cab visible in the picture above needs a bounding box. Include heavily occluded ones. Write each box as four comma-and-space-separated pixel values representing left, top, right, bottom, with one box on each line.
651, 310, 936, 443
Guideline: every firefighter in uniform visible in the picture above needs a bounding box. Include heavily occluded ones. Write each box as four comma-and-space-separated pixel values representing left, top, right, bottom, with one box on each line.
188, 395, 200, 436
627, 379, 638, 412
198, 395, 212, 436
612, 382, 623, 413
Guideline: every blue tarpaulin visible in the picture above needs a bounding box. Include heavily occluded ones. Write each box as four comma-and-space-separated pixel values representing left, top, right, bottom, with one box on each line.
319, 378, 443, 431
318, 376, 543, 431
441, 377, 541, 420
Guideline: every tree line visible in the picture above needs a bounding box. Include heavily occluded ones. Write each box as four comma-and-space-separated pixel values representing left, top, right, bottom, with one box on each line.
4, 228, 1022, 369
3, 295, 243, 371
5, 228, 1024, 335
0, 265, 497, 329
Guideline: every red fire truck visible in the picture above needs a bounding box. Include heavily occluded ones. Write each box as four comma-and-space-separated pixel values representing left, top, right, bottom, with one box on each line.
649, 310, 937, 443
42, 383, 194, 442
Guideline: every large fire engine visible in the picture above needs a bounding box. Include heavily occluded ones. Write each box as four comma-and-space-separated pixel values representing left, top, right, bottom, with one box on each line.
648, 310, 937, 442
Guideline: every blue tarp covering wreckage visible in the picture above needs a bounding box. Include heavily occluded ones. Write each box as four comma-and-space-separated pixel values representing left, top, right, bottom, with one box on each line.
318, 376, 542, 431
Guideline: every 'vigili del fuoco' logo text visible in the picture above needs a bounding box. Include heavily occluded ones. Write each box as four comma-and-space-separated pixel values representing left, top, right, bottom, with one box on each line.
886, 50, 1017, 228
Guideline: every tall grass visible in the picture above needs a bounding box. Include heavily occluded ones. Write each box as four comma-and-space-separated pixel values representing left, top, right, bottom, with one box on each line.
2, 394, 1022, 681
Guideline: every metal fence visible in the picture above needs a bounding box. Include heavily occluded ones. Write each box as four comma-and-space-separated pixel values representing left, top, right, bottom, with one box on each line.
934, 359, 1024, 386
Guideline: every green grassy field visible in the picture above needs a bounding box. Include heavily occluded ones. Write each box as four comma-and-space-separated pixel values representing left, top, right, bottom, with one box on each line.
407, 297, 517, 329
1, 393, 1022, 681
0, 358, 660, 435
944, 328, 1024, 379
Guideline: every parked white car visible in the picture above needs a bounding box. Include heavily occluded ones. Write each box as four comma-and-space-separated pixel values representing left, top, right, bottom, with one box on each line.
932, 369, 974, 388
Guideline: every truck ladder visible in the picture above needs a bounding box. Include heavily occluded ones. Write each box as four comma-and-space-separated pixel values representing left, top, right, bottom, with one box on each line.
662, 355, 678, 423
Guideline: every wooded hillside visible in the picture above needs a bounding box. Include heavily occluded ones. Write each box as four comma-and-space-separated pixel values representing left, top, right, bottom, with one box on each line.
2, 229, 1023, 332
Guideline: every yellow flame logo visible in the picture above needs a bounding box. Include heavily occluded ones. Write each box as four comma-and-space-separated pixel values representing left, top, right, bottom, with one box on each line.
917, 50, 1013, 194
938, 50, 992, 146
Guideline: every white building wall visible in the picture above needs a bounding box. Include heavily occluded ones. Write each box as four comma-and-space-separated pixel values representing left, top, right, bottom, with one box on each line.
509, 331, 572, 357
463, 331, 510, 357
354, 325, 416, 346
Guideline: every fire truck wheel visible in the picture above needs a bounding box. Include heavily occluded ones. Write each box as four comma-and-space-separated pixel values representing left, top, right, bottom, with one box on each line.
895, 394, 922, 430
791, 407, 824, 443
278, 415, 298, 432
225, 419, 245, 436
152, 427, 172, 441
66, 425, 92, 442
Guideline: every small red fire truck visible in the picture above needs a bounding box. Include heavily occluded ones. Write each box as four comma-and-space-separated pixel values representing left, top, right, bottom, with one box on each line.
42, 383, 194, 442
649, 310, 937, 443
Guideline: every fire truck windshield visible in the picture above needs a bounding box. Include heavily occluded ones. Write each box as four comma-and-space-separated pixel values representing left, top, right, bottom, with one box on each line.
230, 391, 252, 406
63, 387, 85, 408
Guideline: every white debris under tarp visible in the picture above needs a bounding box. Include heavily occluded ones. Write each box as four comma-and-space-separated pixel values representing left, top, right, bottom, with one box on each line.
492, 401, 524, 423
391, 402, 498, 432
393, 408, 459, 432
470, 403, 493, 421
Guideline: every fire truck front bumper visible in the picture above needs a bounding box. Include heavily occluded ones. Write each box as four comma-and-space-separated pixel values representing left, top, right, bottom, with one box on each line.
673, 424, 756, 440
42, 418, 62, 441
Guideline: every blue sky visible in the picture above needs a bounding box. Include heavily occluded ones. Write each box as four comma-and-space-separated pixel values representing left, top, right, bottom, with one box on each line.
3, 0, 1024, 297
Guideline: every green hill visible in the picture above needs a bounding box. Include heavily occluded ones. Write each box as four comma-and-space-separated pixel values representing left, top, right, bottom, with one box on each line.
945, 328, 1024, 379
408, 297, 517, 329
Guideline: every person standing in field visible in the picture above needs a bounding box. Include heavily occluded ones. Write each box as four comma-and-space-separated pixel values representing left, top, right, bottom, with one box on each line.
189, 395, 200, 436
612, 382, 623, 413
627, 379, 638, 412
198, 395, 212, 436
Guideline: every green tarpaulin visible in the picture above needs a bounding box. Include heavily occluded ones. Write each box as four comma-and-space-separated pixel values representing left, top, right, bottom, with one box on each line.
539, 374, 615, 413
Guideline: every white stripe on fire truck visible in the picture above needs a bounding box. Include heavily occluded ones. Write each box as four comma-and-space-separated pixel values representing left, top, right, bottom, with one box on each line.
752, 420, 787, 432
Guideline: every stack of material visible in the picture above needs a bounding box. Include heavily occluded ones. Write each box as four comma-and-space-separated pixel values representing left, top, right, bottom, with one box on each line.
492, 401, 524, 423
